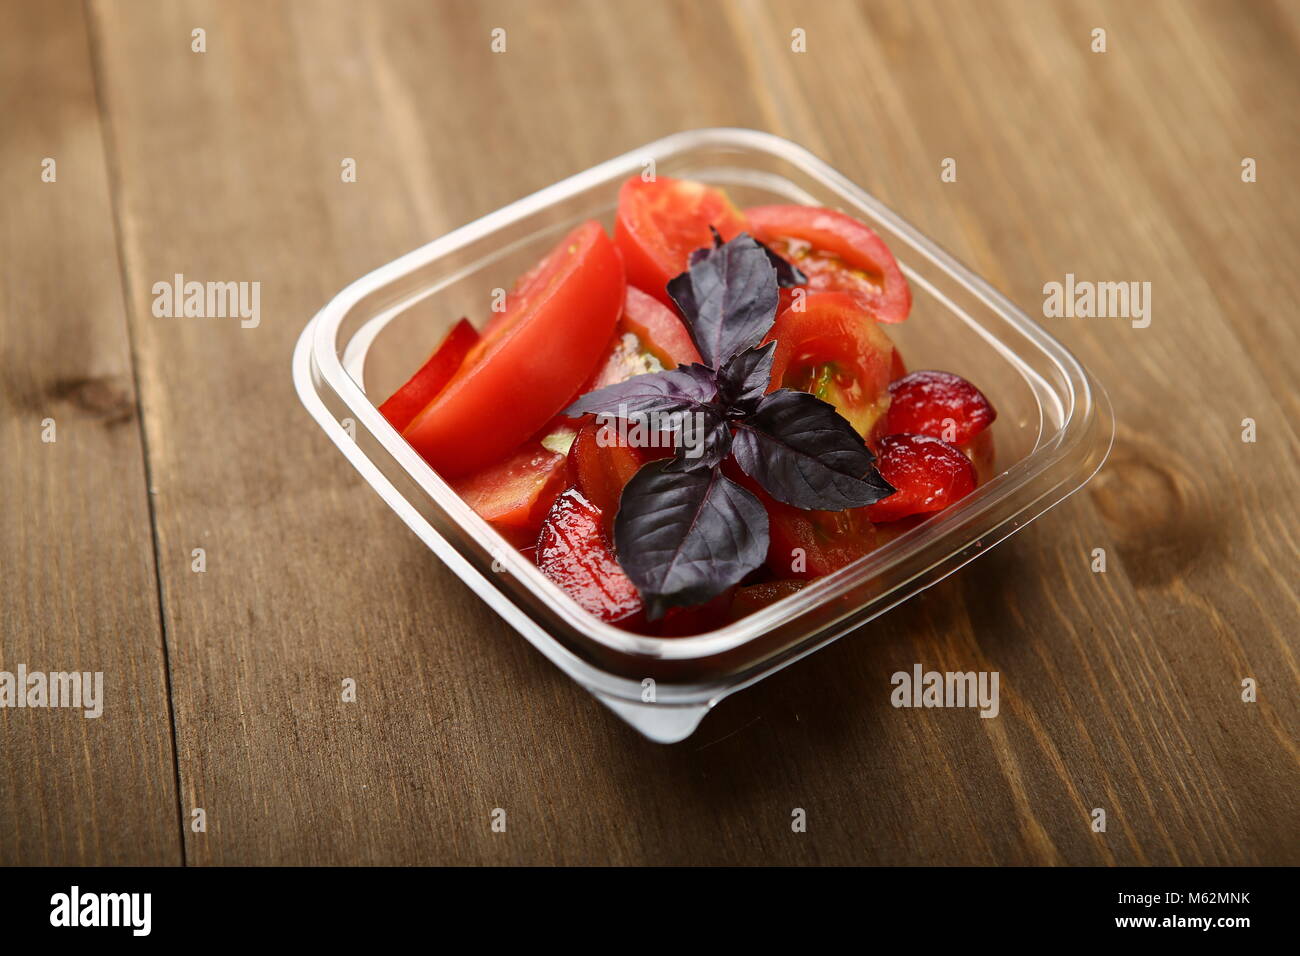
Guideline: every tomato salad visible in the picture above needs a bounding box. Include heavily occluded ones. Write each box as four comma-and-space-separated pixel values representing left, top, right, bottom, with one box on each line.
380, 176, 997, 634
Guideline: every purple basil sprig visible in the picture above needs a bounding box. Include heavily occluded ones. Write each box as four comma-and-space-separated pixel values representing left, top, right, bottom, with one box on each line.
564, 231, 893, 618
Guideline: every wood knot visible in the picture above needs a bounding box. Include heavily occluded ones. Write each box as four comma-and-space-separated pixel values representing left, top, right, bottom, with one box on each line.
49, 375, 137, 426
1087, 428, 1209, 588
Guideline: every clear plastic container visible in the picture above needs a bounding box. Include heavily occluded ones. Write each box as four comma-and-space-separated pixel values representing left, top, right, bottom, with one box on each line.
292, 128, 1114, 743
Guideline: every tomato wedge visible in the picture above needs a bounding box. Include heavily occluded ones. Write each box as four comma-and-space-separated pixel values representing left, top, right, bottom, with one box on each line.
764, 292, 896, 437
615, 176, 748, 306
568, 418, 672, 538
543, 286, 704, 435
747, 205, 911, 323
449, 428, 574, 548
378, 318, 478, 431
478, 231, 579, 341
403, 221, 624, 477
620, 286, 702, 367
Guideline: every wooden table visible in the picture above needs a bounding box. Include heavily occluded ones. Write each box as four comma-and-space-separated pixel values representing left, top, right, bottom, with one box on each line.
2, 0, 1296, 866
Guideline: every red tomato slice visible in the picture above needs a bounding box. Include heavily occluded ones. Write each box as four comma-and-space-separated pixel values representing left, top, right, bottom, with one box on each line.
568, 418, 672, 538
536, 489, 643, 625
747, 205, 911, 323
404, 221, 624, 477
728, 467, 877, 579
449, 430, 573, 548
619, 286, 702, 367
378, 318, 478, 432
568, 420, 644, 537
615, 176, 748, 306
764, 292, 896, 437
764, 496, 879, 579
543, 287, 704, 434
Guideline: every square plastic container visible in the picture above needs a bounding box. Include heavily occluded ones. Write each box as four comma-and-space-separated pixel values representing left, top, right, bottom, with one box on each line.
293, 128, 1113, 743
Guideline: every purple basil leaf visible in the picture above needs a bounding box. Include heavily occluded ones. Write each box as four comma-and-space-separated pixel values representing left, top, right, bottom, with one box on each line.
666, 233, 779, 368
732, 389, 895, 510
755, 238, 808, 288
716, 341, 776, 415
662, 406, 733, 473
564, 363, 717, 418
614, 461, 768, 620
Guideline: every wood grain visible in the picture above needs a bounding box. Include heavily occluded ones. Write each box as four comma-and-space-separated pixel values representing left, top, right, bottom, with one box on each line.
0, 0, 181, 866
1, 0, 1294, 865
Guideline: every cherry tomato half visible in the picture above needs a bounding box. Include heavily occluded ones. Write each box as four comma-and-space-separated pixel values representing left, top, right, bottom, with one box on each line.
747, 205, 911, 323
588, 288, 702, 386
878, 370, 997, 446
404, 221, 624, 477
378, 318, 478, 432
764, 292, 897, 437
615, 176, 748, 306
865, 434, 977, 523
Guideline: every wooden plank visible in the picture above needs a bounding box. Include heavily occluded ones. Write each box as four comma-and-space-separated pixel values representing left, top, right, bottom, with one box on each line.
743, 0, 1300, 862
0, 0, 181, 865
86, 0, 785, 866
84, 0, 1298, 865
